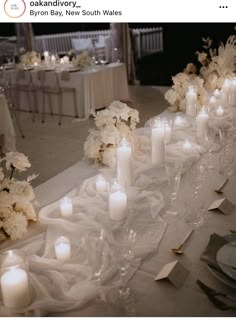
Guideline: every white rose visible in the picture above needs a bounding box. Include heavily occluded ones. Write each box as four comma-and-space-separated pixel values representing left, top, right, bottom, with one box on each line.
10, 181, 35, 201
14, 201, 37, 221
4, 152, 31, 172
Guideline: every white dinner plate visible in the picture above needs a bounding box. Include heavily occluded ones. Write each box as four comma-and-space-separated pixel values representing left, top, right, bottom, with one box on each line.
207, 233, 236, 288
217, 241, 236, 280
208, 264, 236, 289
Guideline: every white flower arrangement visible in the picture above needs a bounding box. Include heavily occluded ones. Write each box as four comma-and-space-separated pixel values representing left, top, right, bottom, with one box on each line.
84, 101, 139, 168
165, 33, 236, 112
165, 70, 207, 112
72, 51, 92, 70
196, 35, 236, 92
0, 152, 38, 241
19, 50, 41, 67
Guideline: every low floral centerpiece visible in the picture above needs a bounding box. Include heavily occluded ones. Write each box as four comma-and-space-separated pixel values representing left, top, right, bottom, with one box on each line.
72, 51, 92, 70
19, 48, 41, 67
0, 152, 38, 241
84, 101, 139, 168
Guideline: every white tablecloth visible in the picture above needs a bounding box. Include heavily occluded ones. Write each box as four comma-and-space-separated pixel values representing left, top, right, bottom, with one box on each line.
0, 94, 16, 153
0, 63, 129, 119
0, 121, 236, 316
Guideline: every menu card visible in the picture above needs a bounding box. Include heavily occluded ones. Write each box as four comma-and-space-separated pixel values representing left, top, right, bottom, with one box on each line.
155, 260, 189, 288
208, 198, 234, 215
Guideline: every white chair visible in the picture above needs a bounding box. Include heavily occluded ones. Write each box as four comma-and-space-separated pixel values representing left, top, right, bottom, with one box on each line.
71, 38, 93, 53
39, 70, 78, 125
0, 72, 25, 139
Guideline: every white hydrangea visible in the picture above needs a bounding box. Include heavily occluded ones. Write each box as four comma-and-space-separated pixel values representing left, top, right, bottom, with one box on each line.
102, 146, 117, 169
0, 191, 18, 208
2, 209, 28, 240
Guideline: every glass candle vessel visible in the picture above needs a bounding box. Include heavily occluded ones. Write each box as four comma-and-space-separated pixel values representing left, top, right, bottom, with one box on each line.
109, 179, 128, 221
95, 174, 107, 193
151, 118, 165, 166
60, 197, 73, 217
196, 107, 209, 138
185, 86, 197, 117
54, 236, 71, 262
0, 250, 31, 309
117, 137, 132, 188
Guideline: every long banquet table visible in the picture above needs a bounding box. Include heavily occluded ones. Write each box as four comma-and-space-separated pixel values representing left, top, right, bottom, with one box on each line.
0, 94, 16, 153
0, 63, 129, 120
0, 111, 236, 317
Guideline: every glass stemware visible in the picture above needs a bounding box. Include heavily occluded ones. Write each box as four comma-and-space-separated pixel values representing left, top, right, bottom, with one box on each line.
219, 149, 235, 177
165, 162, 182, 216
82, 229, 106, 287
190, 159, 206, 201
183, 199, 205, 230
202, 128, 217, 170
106, 228, 137, 316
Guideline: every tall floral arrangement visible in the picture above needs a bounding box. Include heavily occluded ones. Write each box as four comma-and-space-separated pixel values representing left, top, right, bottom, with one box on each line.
196, 35, 236, 91
165, 32, 236, 112
0, 152, 37, 241
84, 101, 139, 168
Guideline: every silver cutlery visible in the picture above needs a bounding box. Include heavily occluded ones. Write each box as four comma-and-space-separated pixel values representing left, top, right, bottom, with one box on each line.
172, 229, 194, 255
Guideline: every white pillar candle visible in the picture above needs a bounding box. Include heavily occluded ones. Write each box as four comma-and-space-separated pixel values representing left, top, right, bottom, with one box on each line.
60, 58, 65, 64
60, 197, 73, 217
109, 181, 127, 221
229, 78, 236, 107
221, 79, 231, 106
213, 89, 220, 99
51, 55, 56, 67
1, 267, 31, 308
164, 120, 172, 144
96, 174, 107, 193
182, 139, 192, 151
196, 108, 209, 138
117, 138, 132, 187
209, 96, 216, 108
185, 86, 197, 116
216, 105, 224, 116
151, 119, 165, 166
174, 115, 184, 127
54, 236, 71, 262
